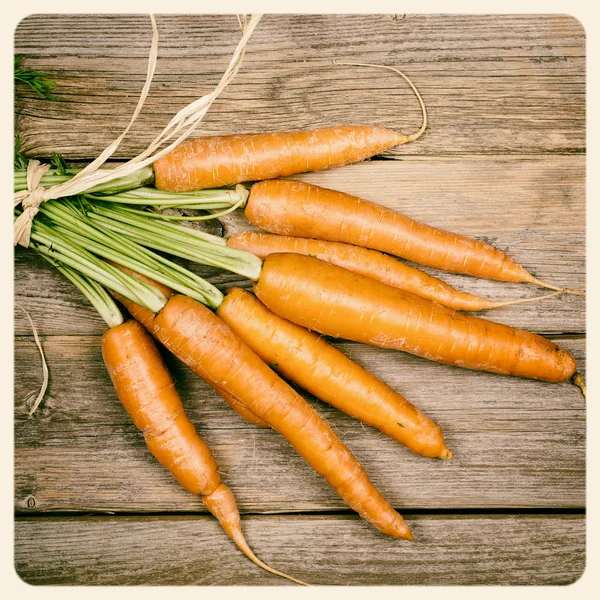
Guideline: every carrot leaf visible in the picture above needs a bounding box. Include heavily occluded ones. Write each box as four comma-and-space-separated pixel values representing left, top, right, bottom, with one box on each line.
14, 55, 59, 101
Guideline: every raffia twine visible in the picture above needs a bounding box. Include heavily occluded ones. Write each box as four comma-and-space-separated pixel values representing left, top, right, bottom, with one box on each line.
14, 13, 262, 247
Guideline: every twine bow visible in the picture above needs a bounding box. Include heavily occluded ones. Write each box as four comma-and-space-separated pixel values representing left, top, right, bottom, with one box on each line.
14, 160, 51, 246
13, 13, 262, 247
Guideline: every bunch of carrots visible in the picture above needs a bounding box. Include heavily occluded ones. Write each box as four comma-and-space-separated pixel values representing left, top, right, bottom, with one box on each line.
15, 22, 584, 587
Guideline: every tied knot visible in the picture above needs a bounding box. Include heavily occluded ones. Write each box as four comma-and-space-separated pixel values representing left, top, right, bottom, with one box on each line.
22, 184, 48, 211
14, 160, 52, 248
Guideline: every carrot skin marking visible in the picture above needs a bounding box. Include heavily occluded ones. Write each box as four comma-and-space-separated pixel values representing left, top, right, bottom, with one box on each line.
244, 179, 535, 283
218, 389, 271, 428
253, 253, 577, 383
218, 287, 451, 459
152, 127, 406, 192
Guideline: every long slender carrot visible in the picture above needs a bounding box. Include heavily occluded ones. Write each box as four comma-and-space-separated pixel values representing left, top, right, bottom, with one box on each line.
102, 319, 304, 584
152, 63, 427, 192
217, 287, 451, 459
92, 209, 577, 385
115, 291, 413, 541
227, 231, 563, 312
253, 253, 577, 383
243, 179, 580, 292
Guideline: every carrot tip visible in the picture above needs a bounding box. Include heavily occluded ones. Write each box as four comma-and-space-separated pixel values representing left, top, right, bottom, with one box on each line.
529, 278, 586, 297
572, 372, 586, 400
440, 448, 453, 460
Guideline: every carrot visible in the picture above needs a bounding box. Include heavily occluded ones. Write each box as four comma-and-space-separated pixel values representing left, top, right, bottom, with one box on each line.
217, 287, 451, 459
244, 179, 581, 293
227, 231, 563, 312
102, 319, 305, 584
253, 253, 577, 383
152, 63, 427, 192
115, 290, 413, 541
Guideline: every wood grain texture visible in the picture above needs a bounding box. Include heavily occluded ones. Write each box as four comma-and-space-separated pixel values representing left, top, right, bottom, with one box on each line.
13, 13, 586, 586
14, 514, 585, 585
14, 157, 585, 336
14, 14, 584, 159
14, 335, 585, 513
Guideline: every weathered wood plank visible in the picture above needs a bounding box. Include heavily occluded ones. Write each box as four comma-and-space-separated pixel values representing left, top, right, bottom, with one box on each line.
14, 14, 584, 159
14, 335, 585, 513
14, 157, 585, 336
14, 514, 585, 585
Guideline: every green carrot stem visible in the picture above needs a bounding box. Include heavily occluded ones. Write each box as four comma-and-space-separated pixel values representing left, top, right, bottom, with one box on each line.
42, 255, 124, 329
30, 220, 167, 314
84, 185, 246, 209
87, 211, 261, 281
85, 203, 262, 280
88, 202, 226, 245
38, 200, 224, 309
14, 166, 154, 195
132, 194, 246, 220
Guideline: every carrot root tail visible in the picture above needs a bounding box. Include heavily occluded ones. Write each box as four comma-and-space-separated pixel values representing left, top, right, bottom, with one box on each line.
439, 448, 453, 460
572, 372, 586, 400
203, 483, 309, 586
231, 529, 311, 586
487, 289, 564, 309
529, 278, 586, 297
332, 60, 427, 143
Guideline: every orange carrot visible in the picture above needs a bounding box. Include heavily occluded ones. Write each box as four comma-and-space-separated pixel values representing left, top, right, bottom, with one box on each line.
253, 253, 577, 383
102, 319, 304, 584
217, 287, 451, 459
244, 179, 574, 291
227, 231, 562, 312
152, 63, 427, 192
152, 128, 414, 192
116, 291, 413, 541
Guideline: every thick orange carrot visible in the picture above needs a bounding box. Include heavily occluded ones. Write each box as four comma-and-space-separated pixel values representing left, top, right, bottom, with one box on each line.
227, 231, 562, 312
244, 179, 564, 289
101, 319, 304, 584
253, 253, 577, 383
116, 291, 413, 541
217, 287, 451, 459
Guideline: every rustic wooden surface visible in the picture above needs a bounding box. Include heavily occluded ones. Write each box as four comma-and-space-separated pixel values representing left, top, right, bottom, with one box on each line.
14, 14, 585, 586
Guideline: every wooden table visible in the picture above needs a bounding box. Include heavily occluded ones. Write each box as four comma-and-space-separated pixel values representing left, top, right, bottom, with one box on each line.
14, 14, 585, 586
